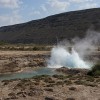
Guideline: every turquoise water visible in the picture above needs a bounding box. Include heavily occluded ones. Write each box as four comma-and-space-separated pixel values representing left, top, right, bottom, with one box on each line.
0, 68, 57, 81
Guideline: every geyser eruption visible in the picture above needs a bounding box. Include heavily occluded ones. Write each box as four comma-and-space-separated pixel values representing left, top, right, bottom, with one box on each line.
47, 30, 100, 69
47, 46, 90, 69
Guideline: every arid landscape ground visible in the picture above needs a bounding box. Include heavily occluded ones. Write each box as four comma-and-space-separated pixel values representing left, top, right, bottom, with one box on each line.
0, 68, 100, 100
0, 3, 100, 100
0, 49, 49, 74
0, 45, 99, 100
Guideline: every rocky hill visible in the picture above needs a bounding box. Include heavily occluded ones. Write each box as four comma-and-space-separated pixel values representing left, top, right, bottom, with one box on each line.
0, 8, 100, 44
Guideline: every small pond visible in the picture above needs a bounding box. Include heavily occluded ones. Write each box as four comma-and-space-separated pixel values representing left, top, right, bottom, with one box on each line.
0, 67, 58, 81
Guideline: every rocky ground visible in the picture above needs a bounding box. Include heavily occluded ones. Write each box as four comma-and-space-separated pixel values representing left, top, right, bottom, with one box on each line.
0, 72, 100, 100
0, 50, 100, 100
0, 51, 49, 74
0, 49, 99, 74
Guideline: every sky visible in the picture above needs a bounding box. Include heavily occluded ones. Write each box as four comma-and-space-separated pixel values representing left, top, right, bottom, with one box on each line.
0, 0, 100, 27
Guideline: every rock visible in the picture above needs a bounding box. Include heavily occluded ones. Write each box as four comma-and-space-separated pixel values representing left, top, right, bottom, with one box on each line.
45, 97, 55, 100
69, 87, 76, 91
8, 92, 18, 99
66, 98, 75, 100
56, 67, 89, 75
44, 88, 53, 92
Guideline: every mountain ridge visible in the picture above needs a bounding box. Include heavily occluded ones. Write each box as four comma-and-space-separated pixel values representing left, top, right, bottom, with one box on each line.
0, 8, 100, 44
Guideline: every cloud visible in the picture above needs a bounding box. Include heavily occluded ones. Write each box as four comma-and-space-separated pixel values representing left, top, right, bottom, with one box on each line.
69, 0, 93, 3
0, 0, 23, 26
47, 0, 70, 11
0, 0, 22, 9
69, 0, 98, 10
79, 3, 97, 9
0, 0, 99, 27
0, 10, 22, 26
33, 11, 41, 15
30, 10, 41, 16
41, 5, 47, 12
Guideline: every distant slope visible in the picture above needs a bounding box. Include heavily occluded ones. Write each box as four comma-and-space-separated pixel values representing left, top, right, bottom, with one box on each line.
0, 8, 100, 44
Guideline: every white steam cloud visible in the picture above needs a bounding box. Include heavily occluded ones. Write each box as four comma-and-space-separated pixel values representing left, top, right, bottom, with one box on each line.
47, 46, 90, 68
47, 30, 100, 69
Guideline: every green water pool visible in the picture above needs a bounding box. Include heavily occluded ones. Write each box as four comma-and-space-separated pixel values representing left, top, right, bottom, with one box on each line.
0, 68, 58, 81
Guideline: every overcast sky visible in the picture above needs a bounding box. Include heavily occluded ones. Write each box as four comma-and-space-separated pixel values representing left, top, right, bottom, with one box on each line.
0, 0, 100, 27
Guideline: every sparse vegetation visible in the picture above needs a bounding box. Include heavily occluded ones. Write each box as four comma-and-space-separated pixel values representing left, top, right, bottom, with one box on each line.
56, 81, 64, 85
44, 88, 53, 92
64, 80, 72, 85
74, 80, 85, 85
66, 98, 75, 100
69, 87, 76, 91
52, 74, 67, 80
45, 97, 55, 100
0, 44, 51, 51
87, 63, 100, 76
86, 76, 94, 82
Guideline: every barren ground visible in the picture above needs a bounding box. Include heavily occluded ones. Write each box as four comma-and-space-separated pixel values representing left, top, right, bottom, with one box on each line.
0, 74, 100, 100
0, 50, 99, 100
0, 51, 50, 56
0, 51, 50, 74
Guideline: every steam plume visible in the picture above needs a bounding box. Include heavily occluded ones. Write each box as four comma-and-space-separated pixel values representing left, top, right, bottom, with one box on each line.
47, 30, 100, 69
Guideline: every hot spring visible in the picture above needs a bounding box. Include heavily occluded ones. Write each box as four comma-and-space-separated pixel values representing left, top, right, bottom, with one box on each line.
0, 46, 93, 81
47, 46, 91, 69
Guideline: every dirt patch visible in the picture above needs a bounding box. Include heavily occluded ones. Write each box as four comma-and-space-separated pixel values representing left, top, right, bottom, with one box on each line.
0, 51, 50, 74
0, 74, 100, 100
